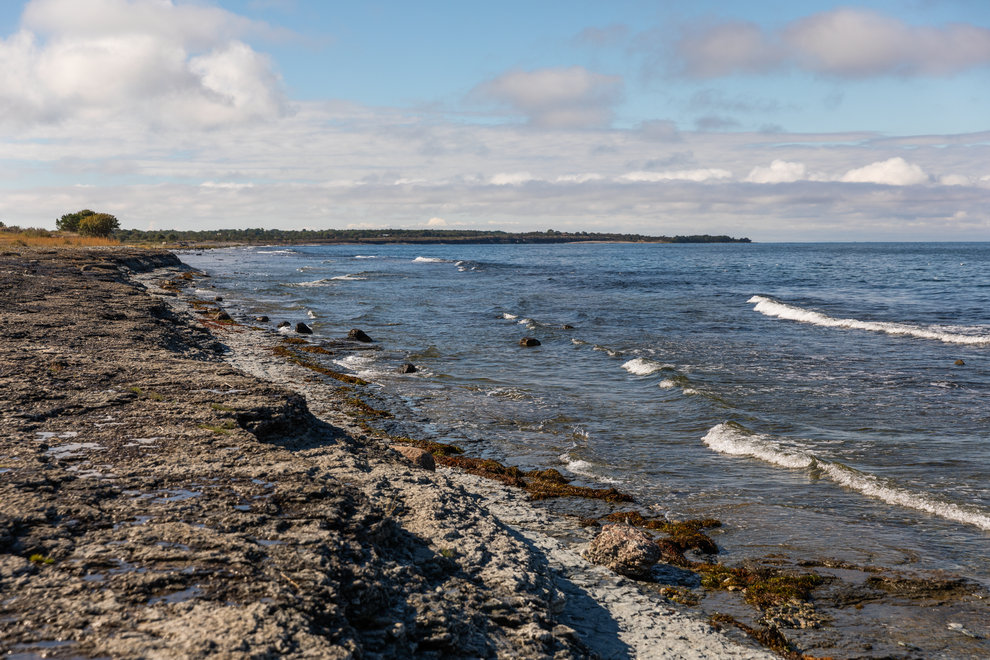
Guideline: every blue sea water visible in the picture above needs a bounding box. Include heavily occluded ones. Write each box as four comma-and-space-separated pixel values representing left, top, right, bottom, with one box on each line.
181, 242, 990, 589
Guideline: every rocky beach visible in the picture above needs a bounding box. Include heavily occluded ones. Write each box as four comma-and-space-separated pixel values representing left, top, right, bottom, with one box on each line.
0, 249, 788, 658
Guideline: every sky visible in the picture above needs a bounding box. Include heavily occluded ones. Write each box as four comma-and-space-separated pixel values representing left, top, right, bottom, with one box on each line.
0, 0, 988, 241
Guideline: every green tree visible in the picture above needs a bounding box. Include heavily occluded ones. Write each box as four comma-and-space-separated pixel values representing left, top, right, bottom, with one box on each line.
56, 209, 95, 232
77, 213, 120, 237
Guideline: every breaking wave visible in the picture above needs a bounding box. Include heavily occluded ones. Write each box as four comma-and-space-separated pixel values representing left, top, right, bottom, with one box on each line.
413, 256, 452, 263
748, 296, 990, 345
702, 423, 990, 530
621, 358, 674, 376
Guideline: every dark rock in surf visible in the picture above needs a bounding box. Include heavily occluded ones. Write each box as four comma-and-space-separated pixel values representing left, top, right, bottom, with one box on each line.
214, 310, 232, 322
396, 363, 418, 374
561, 324, 574, 330
954, 359, 965, 366
519, 337, 541, 347
277, 321, 290, 329
295, 322, 313, 334
348, 329, 372, 343
214, 296, 223, 302
255, 315, 269, 322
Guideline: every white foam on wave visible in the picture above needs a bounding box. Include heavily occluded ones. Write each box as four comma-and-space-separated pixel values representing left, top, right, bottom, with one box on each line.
501, 312, 518, 320
331, 274, 367, 281
748, 295, 990, 345
621, 358, 672, 376
413, 256, 450, 263
306, 310, 317, 319
702, 423, 814, 469
658, 379, 677, 390
294, 278, 334, 287
559, 454, 621, 484
256, 249, 296, 254
354, 255, 379, 259
702, 423, 990, 530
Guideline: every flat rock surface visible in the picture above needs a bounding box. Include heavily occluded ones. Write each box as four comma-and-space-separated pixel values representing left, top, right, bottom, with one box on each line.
0, 247, 773, 659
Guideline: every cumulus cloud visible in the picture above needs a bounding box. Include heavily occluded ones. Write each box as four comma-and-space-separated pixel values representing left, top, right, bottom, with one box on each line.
473, 66, 623, 128
0, 0, 288, 128
746, 160, 807, 183
671, 8, 990, 78
839, 157, 929, 185
426, 217, 447, 226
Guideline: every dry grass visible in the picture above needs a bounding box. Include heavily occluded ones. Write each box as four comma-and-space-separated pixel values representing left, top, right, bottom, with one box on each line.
0, 232, 120, 247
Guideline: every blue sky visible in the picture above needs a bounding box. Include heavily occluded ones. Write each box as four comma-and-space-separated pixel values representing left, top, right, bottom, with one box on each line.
1, 0, 988, 240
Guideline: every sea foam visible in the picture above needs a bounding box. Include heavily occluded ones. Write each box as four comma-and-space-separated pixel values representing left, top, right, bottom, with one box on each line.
748, 295, 990, 345
702, 423, 990, 530
622, 358, 672, 376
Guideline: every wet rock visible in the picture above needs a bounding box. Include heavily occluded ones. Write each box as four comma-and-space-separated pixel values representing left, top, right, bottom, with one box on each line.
255, 315, 269, 322
584, 524, 660, 579
295, 322, 313, 334
214, 296, 223, 302
519, 337, 541, 347
214, 310, 232, 322
348, 329, 372, 343
391, 445, 436, 471
561, 324, 574, 330
396, 363, 417, 374
277, 321, 290, 329
954, 359, 965, 366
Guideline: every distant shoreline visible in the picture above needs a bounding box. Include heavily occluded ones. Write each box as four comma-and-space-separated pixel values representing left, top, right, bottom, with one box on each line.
112, 228, 752, 248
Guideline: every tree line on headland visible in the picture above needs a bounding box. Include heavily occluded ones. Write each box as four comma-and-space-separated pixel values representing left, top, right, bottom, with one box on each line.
1, 210, 751, 245
113, 227, 751, 245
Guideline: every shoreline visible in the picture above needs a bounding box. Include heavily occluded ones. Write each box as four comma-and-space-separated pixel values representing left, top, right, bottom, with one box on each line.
0, 248, 775, 658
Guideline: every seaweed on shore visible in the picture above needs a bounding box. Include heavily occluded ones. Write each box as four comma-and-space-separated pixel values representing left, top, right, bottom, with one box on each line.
271, 345, 368, 385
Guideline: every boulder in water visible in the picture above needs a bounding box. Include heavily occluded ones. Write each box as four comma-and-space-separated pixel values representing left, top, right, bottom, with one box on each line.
396, 363, 418, 374
519, 337, 541, 347
348, 328, 372, 343
954, 359, 965, 366
295, 322, 313, 334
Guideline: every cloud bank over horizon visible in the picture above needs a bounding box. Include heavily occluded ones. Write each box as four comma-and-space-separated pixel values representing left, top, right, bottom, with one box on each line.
0, 0, 987, 241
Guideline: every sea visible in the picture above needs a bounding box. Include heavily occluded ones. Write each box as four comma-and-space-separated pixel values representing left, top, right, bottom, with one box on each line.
180, 242, 989, 654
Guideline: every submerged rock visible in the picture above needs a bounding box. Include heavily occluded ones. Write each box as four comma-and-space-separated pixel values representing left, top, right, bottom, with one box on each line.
295, 322, 313, 334
348, 328, 373, 343
519, 337, 541, 347
396, 363, 418, 374
584, 524, 660, 579
255, 315, 269, 322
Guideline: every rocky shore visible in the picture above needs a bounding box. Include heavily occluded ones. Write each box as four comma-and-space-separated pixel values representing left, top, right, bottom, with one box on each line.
1, 248, 780, 658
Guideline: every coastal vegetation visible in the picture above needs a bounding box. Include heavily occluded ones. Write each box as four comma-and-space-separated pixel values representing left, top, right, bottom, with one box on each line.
4, 214, 751, 246
114, 226, 751, 245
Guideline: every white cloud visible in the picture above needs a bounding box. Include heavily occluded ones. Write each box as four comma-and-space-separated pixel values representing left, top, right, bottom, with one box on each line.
473, 66, 623, 128
839, 157, 929, 185
939, 174, 971, 186
0, 0, 287, 128
746, 160, 807, 183
490, 172, 535, 185
426, 217, 446, 226
620, 169, 732, 183
671, 8, 990, 78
